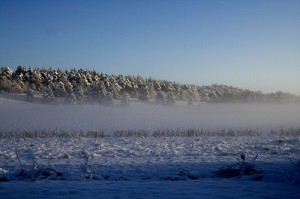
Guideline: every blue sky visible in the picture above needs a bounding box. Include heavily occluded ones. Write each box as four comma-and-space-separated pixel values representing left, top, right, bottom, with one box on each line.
0, 0, 299, 94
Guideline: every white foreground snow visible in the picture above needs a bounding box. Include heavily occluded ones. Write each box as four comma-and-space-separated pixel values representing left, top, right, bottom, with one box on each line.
0, 93, 300, 198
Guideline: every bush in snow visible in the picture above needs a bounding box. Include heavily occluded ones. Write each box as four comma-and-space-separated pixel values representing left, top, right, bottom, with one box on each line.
15, 152, 63, 181
214, 153, 261, 178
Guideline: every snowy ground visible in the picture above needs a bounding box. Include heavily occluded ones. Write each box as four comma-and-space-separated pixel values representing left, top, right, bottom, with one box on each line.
1, 180, 299, 199
0, 93, 300, 198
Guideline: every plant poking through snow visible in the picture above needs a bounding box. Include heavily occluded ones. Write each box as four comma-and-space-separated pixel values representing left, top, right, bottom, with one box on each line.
80, 150, 111, 180
15, 152, 63, 181
214, 153, 261, 178
178, 168, 198, 180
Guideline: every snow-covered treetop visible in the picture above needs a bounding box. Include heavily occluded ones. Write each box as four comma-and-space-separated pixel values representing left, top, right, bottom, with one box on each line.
0, 66, 299, 104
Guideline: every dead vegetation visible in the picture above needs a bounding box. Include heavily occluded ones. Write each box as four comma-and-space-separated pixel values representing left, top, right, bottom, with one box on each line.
15, 152, 63, 181
214, 153, 262, 178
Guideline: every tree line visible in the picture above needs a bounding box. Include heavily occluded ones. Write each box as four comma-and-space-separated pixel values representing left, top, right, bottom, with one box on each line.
0, 66, 299, 104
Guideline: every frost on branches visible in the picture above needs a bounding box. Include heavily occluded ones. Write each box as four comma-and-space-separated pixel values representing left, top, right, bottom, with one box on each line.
0, 66, 299, 104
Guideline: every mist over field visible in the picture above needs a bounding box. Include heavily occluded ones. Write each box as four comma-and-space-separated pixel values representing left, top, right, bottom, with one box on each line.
1, 96, 299, 133
1, 1, 300, 198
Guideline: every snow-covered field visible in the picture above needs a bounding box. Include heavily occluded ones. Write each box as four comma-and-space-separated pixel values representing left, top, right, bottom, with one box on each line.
1, 94, 300, 198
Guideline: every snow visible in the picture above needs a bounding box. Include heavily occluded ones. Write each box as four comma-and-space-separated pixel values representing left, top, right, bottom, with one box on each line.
0, 93, 300, 198
1, 180, 299, 199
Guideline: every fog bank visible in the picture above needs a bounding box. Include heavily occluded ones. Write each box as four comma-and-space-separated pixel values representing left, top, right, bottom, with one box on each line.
0, 99, 299, 133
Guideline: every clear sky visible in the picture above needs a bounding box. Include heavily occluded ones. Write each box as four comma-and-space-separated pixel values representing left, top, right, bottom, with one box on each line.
0, 0, 299, 95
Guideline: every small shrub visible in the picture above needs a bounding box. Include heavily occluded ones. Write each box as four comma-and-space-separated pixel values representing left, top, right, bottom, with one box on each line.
214, 153, 262, 178
15, 152, 63, 181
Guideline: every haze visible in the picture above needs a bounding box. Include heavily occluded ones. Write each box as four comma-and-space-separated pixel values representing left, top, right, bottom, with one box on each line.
1, 100, 299, 133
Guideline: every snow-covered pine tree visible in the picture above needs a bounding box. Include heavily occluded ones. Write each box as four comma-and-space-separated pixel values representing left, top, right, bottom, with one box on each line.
166, 91, 176, 105
74, 86, 85, 103
104, 91, 114, 105
155, 90, 166, 104
138, 85, 150, 101
187, 97, 193, 105
66, 92, 77, 104
52, 81, 68, 98
120, 92, 131, 106
30, 69, 43, 92
26, 89, 35, 102
42, 85, 55, 103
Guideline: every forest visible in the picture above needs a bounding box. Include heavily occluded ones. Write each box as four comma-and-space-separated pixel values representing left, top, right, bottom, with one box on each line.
0, 66, 299, 104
